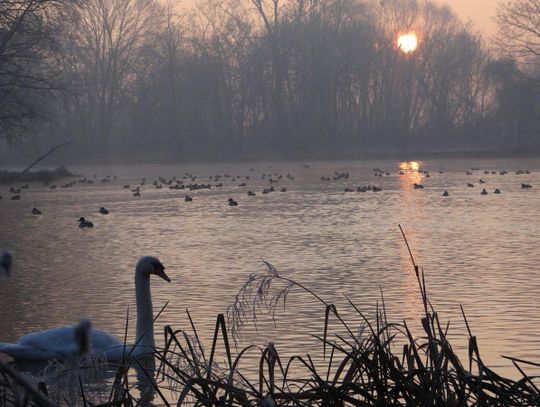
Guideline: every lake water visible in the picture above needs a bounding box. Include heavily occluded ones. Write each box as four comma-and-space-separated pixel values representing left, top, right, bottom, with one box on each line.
1, 158, 539, 386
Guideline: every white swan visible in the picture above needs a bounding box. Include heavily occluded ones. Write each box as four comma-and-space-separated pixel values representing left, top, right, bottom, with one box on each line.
0, 256, 170, 362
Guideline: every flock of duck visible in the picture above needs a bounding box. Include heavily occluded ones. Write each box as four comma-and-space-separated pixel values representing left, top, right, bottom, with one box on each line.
0, 163, 537, 384
0, 165, 536, 221
341, 167, 533, 197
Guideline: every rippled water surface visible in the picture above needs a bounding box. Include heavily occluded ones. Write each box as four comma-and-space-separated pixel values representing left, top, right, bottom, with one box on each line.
1, 158, 539, 380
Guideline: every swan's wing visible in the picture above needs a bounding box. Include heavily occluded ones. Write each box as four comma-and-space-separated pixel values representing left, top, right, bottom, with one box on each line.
18, 325, 78, 355
18, 325, 121, 360
89, 328, 122, 353
0, 343, 58, 360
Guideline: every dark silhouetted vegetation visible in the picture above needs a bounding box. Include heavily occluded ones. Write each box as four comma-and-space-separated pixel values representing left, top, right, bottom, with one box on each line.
1, 233, 539, 405
0, 166, 74, 184
1, 0, 540, 162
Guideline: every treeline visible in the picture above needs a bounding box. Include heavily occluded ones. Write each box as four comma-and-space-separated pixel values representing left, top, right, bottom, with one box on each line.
1, 0, 539, 161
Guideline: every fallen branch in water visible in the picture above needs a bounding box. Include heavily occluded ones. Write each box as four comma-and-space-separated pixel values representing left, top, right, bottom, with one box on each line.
15, 140, 74, 180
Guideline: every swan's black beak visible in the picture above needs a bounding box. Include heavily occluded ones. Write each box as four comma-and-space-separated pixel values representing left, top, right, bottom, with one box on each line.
156, 268, 171, 283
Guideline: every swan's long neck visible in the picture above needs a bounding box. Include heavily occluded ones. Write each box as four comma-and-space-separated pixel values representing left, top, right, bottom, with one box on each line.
135, 272, 155, 350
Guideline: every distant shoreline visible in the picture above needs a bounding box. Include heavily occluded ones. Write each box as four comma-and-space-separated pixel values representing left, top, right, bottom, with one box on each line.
1, 148, 540, 169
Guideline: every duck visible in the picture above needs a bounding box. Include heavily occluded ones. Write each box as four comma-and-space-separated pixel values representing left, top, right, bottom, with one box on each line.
32, 208, 42, 215
78, 217, 94, 228
480, 188, 488, 195
280, 187, 287, 192
0, 257, 170, 362
467, 183, 474, 187
413, 183, 424, 189
442, 190, 449, 196
228, 198, 238, 206
372, 186, 382, 192
99, 207, 109, 215
11, 195, 21, 200
1, 251, 13, 277
521, 184, 532, 189
248, 191, 256, 196
494, 188, 501, 194
185, 195, 193, 202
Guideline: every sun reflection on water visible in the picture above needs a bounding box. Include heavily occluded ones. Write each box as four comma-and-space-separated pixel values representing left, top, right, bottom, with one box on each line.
399, 161, 420, 172
398, 161, 427, 321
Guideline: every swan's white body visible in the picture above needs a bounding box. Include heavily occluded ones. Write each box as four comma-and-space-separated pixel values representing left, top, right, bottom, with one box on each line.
0, 256, 169, 362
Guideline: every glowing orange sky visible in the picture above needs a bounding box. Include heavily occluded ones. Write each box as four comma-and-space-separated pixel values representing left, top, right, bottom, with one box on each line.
434, 0, 498, 37
178, 0, 499, 38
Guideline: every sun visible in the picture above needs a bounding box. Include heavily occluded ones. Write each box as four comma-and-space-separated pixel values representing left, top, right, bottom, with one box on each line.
397, 33, 418, 53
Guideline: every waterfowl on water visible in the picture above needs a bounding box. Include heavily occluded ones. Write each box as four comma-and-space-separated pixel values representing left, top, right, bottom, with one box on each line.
481, 188, 488, 195
11, 195, 21, 200
185, 195, 193, 202
0, 257, 170, 362
99, 207, 109, 214
521, 184, 532, 189
443, 191, 449, 196
32, 208, 42, 215
280, 187, 287, 192
413, 183, 424, 189
228, 198, 238, 206
372, 186, 382, 192
467, 183, 474, 187
494, 188, 501, 194
78, 217, 94, 228
248, 191, 256, 196
0, 251, 13, 277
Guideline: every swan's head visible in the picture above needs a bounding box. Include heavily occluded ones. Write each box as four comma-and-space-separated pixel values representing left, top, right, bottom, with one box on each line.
136, 256, 170, 282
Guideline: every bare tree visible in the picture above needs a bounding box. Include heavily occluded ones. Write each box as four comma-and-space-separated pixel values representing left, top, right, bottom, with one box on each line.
61, 0, 164, 151
496, 0, 540, 64
0, 0, 67, 141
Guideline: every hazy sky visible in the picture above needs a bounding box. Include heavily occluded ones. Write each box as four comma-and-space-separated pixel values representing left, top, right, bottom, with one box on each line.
178, 0, 500, 38
434, 0, 499, 37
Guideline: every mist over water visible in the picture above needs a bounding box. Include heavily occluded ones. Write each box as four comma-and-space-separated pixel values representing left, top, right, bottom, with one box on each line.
1, 158, 539, 379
